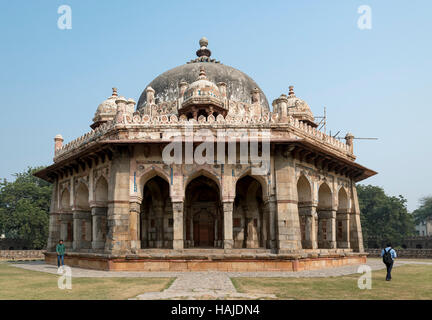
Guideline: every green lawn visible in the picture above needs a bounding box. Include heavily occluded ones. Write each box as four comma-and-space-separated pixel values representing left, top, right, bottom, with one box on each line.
231, 264, 432, 300
0, 262, 173, 300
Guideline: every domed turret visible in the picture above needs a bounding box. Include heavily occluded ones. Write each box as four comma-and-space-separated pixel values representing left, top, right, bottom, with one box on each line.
91, 88, 118, 129
178, 67, 227, 119
286, 86, 316, 127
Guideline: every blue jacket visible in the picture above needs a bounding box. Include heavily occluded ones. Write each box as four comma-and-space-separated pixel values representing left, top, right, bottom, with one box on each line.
381, 247, 397, 260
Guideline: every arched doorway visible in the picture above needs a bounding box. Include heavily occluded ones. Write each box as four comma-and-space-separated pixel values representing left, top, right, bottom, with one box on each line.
337, 187, 350, 248
185, 175, 222, 248
140, 176, 172, 249
234, 175, 265, 248
317, 182, 334, 249
73, 183, 91, 250
297, 175, 316, 249
193, 210, 215, 247
92, 177, 108, 250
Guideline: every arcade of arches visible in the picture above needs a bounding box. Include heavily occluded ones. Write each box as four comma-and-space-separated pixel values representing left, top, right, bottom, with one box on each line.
55, 171, 357, 252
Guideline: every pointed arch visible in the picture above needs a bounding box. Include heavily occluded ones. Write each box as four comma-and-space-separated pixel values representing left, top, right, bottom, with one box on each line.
137, 167, 171, 202
235, 167, 269, 201
234, 175, 266, 248
75, 183, 89, 210
297, 174, 312, 205
60, 188, 71, 210
94, 176, 108, 203
337, 187, 349, 211
318, 182, 333, 209
185, 167, 221, 199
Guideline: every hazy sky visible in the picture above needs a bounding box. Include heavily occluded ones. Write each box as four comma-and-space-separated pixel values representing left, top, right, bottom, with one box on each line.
0, 1, 430, 211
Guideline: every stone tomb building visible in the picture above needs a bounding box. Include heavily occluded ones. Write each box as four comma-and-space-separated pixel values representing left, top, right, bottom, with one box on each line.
35, 38, 376, 271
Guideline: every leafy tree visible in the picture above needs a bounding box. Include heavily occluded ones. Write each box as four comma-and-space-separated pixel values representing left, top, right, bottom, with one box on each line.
357, 184, 415, 248
0, 167, 52, 249
412, 196, 432, 225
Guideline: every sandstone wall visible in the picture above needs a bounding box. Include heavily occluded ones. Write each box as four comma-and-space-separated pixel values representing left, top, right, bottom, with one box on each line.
0, 250, 45, 260
367, 249, 432, 259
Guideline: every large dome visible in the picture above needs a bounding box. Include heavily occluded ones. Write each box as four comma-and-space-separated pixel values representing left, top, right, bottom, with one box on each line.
137, 38, 270, 111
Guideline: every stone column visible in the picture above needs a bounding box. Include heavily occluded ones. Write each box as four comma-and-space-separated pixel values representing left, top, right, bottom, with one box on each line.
261, 207, 268, 248
264, 197, 276, 249
129, 202, 140, 251
189, 215, 194, 247
349, 185, 364, 252
337, 210, 350, 249
105, 146, 131, 253
46, 180, 60, 251
274, 148, 302, 252
91, 206, 107, 250
299, 205, 318, 249
223, 201, 234, 249
214, 218, 218, 247
154, 205, 164, 248
72, 210, 91, 250
317, 209, 336, 249
141, 215, 148, 248
60, 213, 73, 249
172, 201, 184, 250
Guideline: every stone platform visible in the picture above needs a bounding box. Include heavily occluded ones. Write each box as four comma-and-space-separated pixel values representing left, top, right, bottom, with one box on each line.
44, 249, 367, 272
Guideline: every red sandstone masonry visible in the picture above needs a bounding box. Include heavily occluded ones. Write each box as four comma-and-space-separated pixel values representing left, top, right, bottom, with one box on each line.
44, 252, 366, 272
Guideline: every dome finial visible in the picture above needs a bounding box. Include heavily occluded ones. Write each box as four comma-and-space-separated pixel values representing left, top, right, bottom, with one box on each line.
196, 37, 211, 58
199, 37, 208, 48
112, 87, 118, 97
289, 85, 295, 96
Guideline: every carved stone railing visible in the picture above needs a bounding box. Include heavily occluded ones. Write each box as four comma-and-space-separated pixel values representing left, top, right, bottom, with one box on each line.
54, 121, 115, 159
54, 112, 351, 161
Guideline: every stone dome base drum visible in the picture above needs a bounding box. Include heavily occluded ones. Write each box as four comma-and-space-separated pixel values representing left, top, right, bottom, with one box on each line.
35, 38, 376, 272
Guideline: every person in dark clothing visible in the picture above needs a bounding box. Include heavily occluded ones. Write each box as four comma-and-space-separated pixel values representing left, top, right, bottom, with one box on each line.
56, 240, 66, 268
381, 243, 397, 281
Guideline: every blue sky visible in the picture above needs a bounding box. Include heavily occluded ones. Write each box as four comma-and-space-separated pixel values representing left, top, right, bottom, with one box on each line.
0, 0, 430, 211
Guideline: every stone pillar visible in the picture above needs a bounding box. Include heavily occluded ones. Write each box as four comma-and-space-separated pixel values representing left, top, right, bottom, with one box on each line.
223, 201, 234, 249
264, 197, 277, 249
46, 180, 60, 251
129, 202, 140, 251
274, 148, 302, 252
172, 201, 184, 250
91, 206, 107, 250
60, 213, 73, 249
105, 146, 131, 253
349, 185, 364, 252
154, 205, 164, 248
214, 218, 218, 246
317, 209, 337, 249
72, 210, 91, 250
189, 214, 194, 247
336, 210, 350, 249
141, 215, 148, 248
299, 205, 318, 249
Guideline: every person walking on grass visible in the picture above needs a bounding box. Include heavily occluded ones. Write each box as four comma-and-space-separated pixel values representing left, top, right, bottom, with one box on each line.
381, 243, 397, 281
56, 239, 65, 269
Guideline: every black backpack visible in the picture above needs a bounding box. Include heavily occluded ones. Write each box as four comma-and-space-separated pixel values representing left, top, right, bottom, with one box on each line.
383, 248, 393, 264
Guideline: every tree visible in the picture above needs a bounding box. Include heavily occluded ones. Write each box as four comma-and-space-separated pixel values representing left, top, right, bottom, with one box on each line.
357, 184, 415, 248
0, 167, 52, 249
412, 196, 432, 225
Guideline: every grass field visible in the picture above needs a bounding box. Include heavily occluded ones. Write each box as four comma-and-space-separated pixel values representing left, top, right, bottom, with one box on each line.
0, 262, 173, 300
231, 264, 432, 300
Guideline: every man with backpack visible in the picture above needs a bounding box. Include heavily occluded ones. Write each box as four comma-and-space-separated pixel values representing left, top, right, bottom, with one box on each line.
381, 243, 397, 281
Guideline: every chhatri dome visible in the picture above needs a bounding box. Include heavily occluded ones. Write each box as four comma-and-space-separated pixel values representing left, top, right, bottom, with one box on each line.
137, 37, 270, 111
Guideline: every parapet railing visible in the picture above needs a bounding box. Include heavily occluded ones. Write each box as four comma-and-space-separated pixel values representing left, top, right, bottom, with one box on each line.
54, 113, 351, 159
